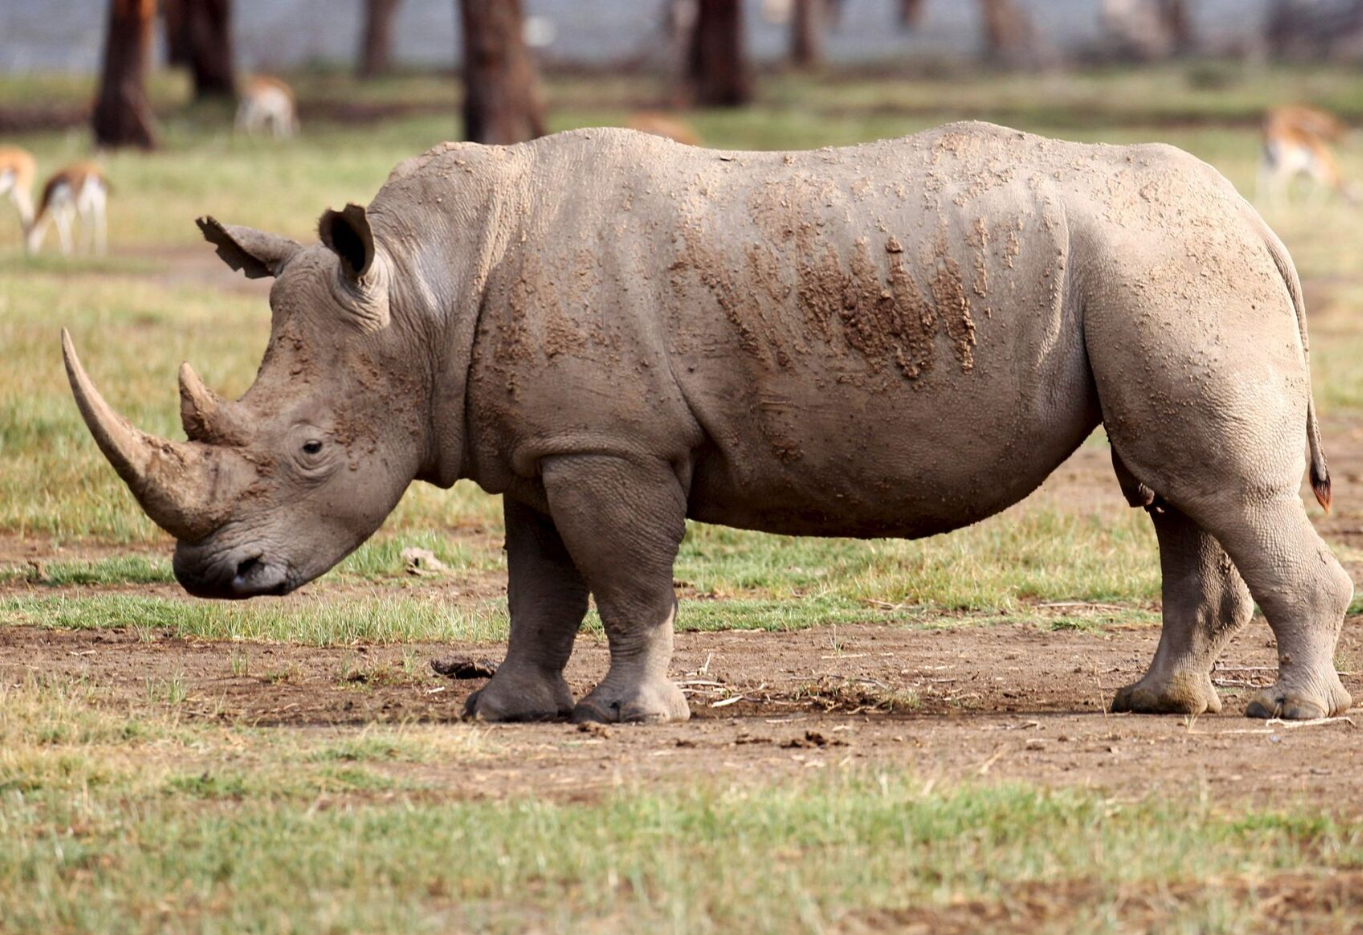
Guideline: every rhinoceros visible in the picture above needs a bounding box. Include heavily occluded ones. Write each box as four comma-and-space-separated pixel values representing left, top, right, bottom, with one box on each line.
63, 122, 1352, 723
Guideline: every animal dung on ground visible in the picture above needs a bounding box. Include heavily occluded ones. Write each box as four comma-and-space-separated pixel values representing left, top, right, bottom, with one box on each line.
401, 547, 448, 575
781, 730, 847, 749
430, 655, 499, 680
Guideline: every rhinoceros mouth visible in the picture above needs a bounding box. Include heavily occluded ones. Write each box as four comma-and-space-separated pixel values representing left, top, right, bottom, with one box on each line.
173, 544, 295, 600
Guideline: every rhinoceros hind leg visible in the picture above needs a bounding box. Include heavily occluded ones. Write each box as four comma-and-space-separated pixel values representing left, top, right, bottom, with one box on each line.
1197, 498, 1352, 720
543, 454, 691, 725
1111, 502, 1252, 715
1087, 246, 1351, 720
465, 497, 586, 723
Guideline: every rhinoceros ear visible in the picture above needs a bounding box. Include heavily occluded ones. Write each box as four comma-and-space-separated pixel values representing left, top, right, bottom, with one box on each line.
318, 203, 376, 283
196, 216, 300, 279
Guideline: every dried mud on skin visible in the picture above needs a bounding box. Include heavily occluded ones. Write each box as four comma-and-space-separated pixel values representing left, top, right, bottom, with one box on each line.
4, 621, 1363, 811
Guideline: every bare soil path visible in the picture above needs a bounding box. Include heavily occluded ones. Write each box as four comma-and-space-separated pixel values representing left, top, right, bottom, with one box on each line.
4, 620, 1360, 810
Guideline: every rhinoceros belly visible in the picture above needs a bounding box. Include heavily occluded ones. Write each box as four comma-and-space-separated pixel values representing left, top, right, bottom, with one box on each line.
669, 162, 1100, 539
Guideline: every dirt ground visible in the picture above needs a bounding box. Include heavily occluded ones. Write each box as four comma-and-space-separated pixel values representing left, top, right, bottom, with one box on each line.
3, 618, 1360, 811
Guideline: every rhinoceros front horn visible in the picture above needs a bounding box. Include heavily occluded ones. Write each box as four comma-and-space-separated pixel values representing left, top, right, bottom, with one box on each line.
62, 329, 230, 542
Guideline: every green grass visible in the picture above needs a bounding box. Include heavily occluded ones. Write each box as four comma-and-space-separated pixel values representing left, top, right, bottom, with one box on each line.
679, 506, 1159, 608
0, 555, 172, 587
0, 592, 509, 645
0, 676, 1359, 934
0, 499, 1162, 642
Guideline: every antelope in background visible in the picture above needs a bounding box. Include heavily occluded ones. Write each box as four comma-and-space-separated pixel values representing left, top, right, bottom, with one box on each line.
26, 162, 109, 256
235, 76, 299, 139
626, 112, 703, 146
1258, 105, 1359, 207
0, 146, 35, 235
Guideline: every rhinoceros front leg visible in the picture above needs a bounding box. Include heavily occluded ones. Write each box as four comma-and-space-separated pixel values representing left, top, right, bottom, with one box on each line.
1111, 506, 1252, 715
464, 497, 587, 721
541, 453, 690, 724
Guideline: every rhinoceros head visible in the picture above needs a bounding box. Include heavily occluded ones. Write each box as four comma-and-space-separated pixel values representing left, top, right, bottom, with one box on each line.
64, 205, 432, 598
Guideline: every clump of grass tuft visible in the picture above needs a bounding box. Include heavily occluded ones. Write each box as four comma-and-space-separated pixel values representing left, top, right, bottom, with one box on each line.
0, 593, 511, 645
306, 733, 429, 764
0, 555, 174, 587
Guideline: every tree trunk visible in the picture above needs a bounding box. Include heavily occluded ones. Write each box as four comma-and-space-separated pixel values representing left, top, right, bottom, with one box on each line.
1159, 0, 1194, 54
359, 0, 403, 78
687, 0, 752, 107
979, 0, 1035, 64
791, 0, 825, 68
458, 0, 545, 145
92, 0, 159, 150
184, 0, 234, 98
898, 0, 927, 29
1265, 0, 1363, 60
162, 0, 189, 66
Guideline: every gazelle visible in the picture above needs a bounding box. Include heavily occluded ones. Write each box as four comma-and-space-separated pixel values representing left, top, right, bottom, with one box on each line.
235, 76, 299, 139
0, 145, 35, 235
626, 112, 702, 146
26, 162, 109, 256
1258, 105, 1358, 207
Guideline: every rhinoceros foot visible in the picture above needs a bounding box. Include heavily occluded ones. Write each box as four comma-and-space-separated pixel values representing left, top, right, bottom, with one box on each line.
571, 678, 690, 724
1110, 670, 1222, 716
1245, 677, 1352, 720
463, 669, 575, 722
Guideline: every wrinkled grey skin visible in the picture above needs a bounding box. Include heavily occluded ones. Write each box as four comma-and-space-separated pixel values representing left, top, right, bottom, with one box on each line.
66, 122, 1352, 724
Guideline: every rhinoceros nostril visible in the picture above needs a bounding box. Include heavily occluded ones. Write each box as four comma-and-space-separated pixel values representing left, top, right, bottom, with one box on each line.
235, 556, 262, 580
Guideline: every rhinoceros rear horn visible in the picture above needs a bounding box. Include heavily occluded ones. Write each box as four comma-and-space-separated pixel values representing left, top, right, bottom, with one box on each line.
197, 216, 300, 279
179, 361, 250, 446
318, 203, 375, 281
62, 329, 226, 541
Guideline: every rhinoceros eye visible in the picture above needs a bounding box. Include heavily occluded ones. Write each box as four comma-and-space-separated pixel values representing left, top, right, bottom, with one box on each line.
301, 440, 324, 455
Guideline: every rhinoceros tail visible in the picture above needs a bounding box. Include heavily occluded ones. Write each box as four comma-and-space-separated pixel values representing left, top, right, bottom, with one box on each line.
1249, 207, 1331, 512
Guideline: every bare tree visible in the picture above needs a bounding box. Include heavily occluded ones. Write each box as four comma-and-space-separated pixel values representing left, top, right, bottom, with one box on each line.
161, 0, 233, 98
978, 0, 1036, 64
93, 0, 159, 149
1267, 0, 1363, 58
791, 0, 826, 67
688, 0, 752, 106
1102, 0, 1200, 60
162, 0, 190, 66
898, 0, 927, 29
664, 0, 698, 100
1267, 0, 1363, 59
458, 0, 546, 144
359, 0, 404, 78
185, 0, 234, 98
1159, 0, 1195, 53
